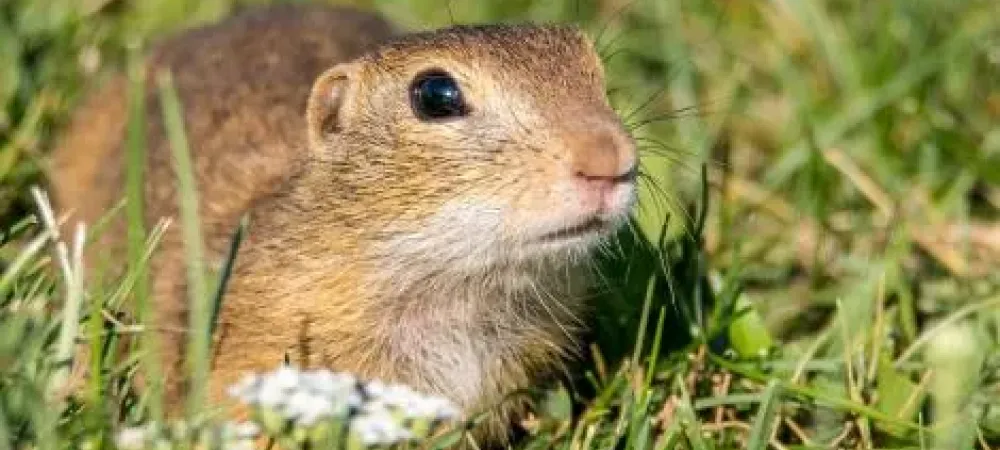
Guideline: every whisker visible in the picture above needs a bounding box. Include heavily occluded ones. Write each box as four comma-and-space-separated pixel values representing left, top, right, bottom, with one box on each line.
626, 104, 707, 131
636, 173, 675, 220
636, 170, 695, 234
591, 0, 639, 56
622, 85, 670, 125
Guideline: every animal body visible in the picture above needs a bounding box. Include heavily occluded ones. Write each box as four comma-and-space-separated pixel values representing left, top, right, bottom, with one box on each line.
49, 3, 637, 443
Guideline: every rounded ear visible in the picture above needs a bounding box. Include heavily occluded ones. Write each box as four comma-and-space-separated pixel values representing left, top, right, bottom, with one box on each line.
306, 63, 358, 147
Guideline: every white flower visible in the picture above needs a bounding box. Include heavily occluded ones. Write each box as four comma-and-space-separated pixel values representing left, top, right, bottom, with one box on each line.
350, 409, 414, 446
363, 379, 460, 420
300, 369, 357, 396
400, 394, 461, 420
115, 425, 153, 449
271, 366, 301, 390
253, 379, 289, 409
299, 369, 362, 414
284, 390, 333, 425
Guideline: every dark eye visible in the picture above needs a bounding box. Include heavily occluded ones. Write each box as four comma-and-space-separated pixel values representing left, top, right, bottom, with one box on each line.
410, 70, 468, 120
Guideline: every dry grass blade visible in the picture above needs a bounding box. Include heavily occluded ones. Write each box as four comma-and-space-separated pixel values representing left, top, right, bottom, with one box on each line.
28, 188, 86, 403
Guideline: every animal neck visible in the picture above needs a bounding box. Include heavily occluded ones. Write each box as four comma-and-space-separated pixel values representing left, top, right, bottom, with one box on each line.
230, 158, 592, 407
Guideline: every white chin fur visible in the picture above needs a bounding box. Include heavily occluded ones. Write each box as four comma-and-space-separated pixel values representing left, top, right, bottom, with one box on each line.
375, 199, 621, 276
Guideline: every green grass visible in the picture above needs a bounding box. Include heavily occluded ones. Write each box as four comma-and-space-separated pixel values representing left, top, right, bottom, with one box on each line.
2, 0, 1000, 448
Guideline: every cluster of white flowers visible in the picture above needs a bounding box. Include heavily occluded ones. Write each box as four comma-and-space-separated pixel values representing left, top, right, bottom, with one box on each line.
227, 365, 462, 447
228, 366, 362, 426
115, 420, 259, 450
115, 366, 461, 449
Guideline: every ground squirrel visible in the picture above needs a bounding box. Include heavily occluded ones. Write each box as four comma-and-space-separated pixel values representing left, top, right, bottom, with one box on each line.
49, 3, 637, 443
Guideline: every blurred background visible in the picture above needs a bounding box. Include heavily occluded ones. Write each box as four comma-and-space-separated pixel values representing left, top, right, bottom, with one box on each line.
2, 0, 999, 448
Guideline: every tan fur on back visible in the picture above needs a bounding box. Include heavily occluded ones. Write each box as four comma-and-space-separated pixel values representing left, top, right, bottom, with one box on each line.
49, 4, 636, 445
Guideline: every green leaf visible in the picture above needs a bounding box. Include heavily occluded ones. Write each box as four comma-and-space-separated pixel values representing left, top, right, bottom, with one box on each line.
540, 383, 573, 422
728, 296, 776, 359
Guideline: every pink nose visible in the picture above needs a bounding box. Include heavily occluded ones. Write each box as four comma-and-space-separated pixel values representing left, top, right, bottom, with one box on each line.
569, 126, 637, 211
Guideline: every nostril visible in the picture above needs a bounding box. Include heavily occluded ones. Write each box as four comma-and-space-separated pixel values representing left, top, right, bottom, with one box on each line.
615, 163, 638, 184
574, 171, 608, 184
574, 160, 636, 185
574, 163, 636, 184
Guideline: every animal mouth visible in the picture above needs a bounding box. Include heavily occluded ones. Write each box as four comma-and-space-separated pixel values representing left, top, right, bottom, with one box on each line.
536, 217, 612, 243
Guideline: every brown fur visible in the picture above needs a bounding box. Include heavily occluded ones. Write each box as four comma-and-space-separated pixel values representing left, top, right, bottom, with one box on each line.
48, 3, 636, 445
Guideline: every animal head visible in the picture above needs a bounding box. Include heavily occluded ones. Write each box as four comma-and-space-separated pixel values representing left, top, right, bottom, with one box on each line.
305, 24, 636, 274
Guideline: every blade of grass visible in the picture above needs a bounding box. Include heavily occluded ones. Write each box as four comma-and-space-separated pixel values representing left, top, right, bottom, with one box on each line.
86, 257, 107, 445
643, 306, 667, 389
124, 44, 162, 420
675, 390, 709, 450
32, 187, 85, 405
630, 275, 658, 370
746, 380, 782, 450
0, 228, 51, 299
156, 70, 211, 418
0, 216, 38, 244
209, 214, 246, 337
693, 393, 764, 410
653, 415, 683, 450
707, 352, 924, 432
104, 220, 169, 313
